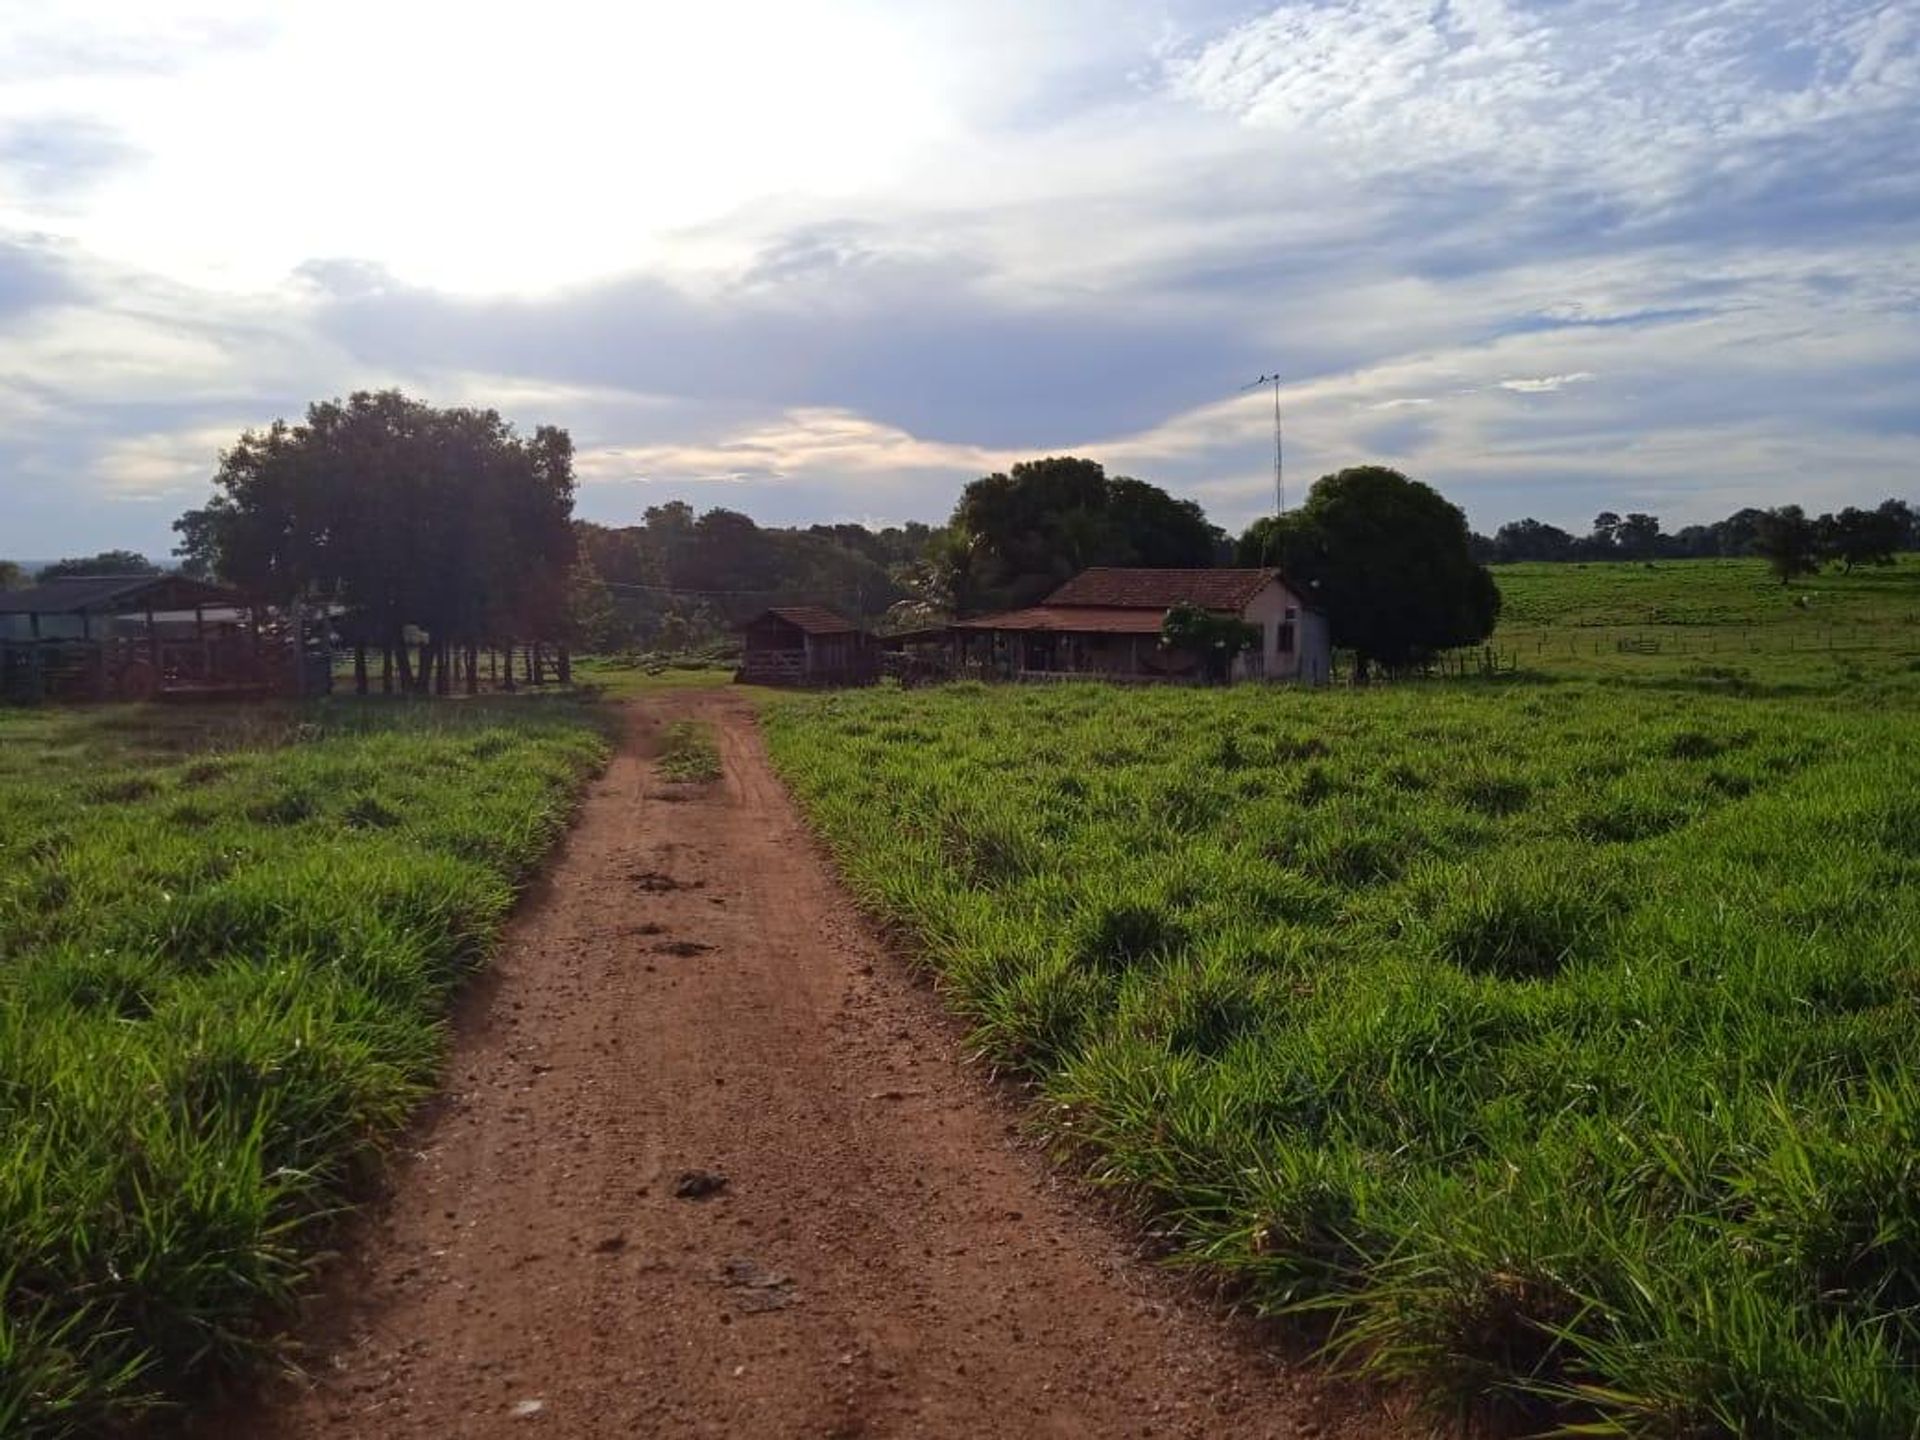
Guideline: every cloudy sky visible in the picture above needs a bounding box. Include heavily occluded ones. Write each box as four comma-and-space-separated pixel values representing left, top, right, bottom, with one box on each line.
2, 0, 1916, 560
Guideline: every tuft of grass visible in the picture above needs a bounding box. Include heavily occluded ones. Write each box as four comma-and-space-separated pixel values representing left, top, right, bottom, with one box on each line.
656, 719, 722, 784
0, 696, 608, 1433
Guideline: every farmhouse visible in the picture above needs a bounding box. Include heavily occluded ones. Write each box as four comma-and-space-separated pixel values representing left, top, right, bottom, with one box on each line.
737, 605, 879, 687
952, 567, 1330, 683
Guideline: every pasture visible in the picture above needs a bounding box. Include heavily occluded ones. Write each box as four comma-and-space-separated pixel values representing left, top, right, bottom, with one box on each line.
765, 584, 1920, 1434
0, 700, 606, 1433
1490, 554, 1920, 685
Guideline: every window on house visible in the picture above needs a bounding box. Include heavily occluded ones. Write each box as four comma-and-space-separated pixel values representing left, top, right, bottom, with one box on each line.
1278, 622, 1296, 654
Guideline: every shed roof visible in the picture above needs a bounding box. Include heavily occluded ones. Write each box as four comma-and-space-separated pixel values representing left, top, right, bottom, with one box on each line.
953, 605, 1172, 635
1043, 567, 1282, 612
745, 605, 859, 637
0, 573, 250, 616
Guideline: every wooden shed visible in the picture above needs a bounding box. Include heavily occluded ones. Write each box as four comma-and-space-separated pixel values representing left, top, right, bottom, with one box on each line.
737, 606, 878, 687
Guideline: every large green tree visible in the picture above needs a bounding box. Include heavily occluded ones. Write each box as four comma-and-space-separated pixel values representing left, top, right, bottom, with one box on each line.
174, 390, 577, 691
1753, 505, 1821, 585
1819, 502, 1907, 572
947, 456, 1224, 613
1239, 466, 1499, 674
0, 561, 24, 591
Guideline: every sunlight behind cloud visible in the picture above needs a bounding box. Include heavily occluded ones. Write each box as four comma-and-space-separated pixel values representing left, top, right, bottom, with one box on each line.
7, 0, 949, 293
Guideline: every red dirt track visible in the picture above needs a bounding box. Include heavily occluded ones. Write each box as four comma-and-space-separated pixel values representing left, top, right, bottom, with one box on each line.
245, 693, 1411, 1439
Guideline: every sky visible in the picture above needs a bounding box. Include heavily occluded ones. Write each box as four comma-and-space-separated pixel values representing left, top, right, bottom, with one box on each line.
1, 0, 1916, 561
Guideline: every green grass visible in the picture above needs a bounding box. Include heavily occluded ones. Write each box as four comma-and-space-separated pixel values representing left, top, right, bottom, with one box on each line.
1494, 554, 1920, 630
0, 698, 608, 1434
571, 655, 740, 699
656, 719, 722, 783
764, 659, 1920, 1436
1487, 556, 1920, 688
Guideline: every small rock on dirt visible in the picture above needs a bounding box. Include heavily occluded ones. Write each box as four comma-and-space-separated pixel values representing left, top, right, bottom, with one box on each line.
673, 1169, 729, 1200
511, 1397, 545, 1419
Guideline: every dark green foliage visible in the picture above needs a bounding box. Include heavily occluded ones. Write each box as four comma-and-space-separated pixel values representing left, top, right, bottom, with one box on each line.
1161, 601, 1261, 684
33, 551, 160, 581
1239, 467, 1500, 670
1753, 506, 1822, 586
1821, 503, 1909, 572
948, 456, 1226, 613
173, 390, 578, 675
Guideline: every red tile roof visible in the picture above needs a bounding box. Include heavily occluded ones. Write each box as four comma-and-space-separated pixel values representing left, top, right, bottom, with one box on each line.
754, 606, 859, 636
1043, 568, 1281, 611
952, 605, 1173, 635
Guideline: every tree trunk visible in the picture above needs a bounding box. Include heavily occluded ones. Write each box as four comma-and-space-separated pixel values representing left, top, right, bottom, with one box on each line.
416, 639, 435, 694
394, 636, 415, 692
525, 643, 538, 686
354, 645, 368, 696
557, 646, 572, 686
435, 642, 452, 696
465, 644, 480, 697
381, 646, 394, 694
502, 644, 517, 692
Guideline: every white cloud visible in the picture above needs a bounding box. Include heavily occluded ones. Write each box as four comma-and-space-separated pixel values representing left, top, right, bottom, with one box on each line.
1498, 374, 1597, 394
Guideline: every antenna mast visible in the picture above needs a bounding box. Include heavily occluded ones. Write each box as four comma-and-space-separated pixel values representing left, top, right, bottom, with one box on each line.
1241, 373, 1285, 516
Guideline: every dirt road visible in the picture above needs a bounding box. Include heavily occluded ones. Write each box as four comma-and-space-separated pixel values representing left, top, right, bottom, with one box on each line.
250, 693, 1405, 1439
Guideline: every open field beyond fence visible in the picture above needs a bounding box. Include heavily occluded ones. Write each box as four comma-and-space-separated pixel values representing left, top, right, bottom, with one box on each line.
765, 652, 1920, 1434
0, 699, 607, 1433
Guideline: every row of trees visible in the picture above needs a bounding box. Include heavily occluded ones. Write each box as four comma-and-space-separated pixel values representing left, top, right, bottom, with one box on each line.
1476, 499, 1918, 574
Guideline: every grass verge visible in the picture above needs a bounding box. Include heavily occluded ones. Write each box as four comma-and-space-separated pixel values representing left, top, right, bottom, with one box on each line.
765, 675, 1920, 1436
0, 697, 608, 1434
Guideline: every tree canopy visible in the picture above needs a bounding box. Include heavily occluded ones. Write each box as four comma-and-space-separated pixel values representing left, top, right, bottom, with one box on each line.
36, 551, 161, 581
1474, 498, 1918, 565
1820, 503, 1908, 572
946, 456, 1225, 614
573, 504, 927, 650
1239, 466, 1499, 672
174, 391, 577, 678
0, 561, 24, 592
1753, 505, 1822, 586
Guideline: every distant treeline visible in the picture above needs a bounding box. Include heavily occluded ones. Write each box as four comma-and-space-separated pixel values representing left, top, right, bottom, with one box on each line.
571, 503, 938, 651
14, 410, 1917, 657
1471, 499, 1919, 569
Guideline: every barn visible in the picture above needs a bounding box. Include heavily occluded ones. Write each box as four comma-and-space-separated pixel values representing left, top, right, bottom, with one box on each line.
736, 606, 879, 687
951, 568, 1331, 683
0, 572, 312, 703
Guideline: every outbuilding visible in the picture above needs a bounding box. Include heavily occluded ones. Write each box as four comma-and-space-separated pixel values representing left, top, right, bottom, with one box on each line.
0, 573, 303, 702
736, 606, 878, 687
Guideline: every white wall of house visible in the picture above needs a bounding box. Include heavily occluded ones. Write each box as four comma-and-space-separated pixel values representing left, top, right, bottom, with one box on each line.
1236, 578, 1331, 683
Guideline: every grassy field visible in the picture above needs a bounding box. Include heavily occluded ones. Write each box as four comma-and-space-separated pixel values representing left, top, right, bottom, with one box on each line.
764, 558, 1920, 1436
0, 698, 607, 1434
1488, 555, 1920, 685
